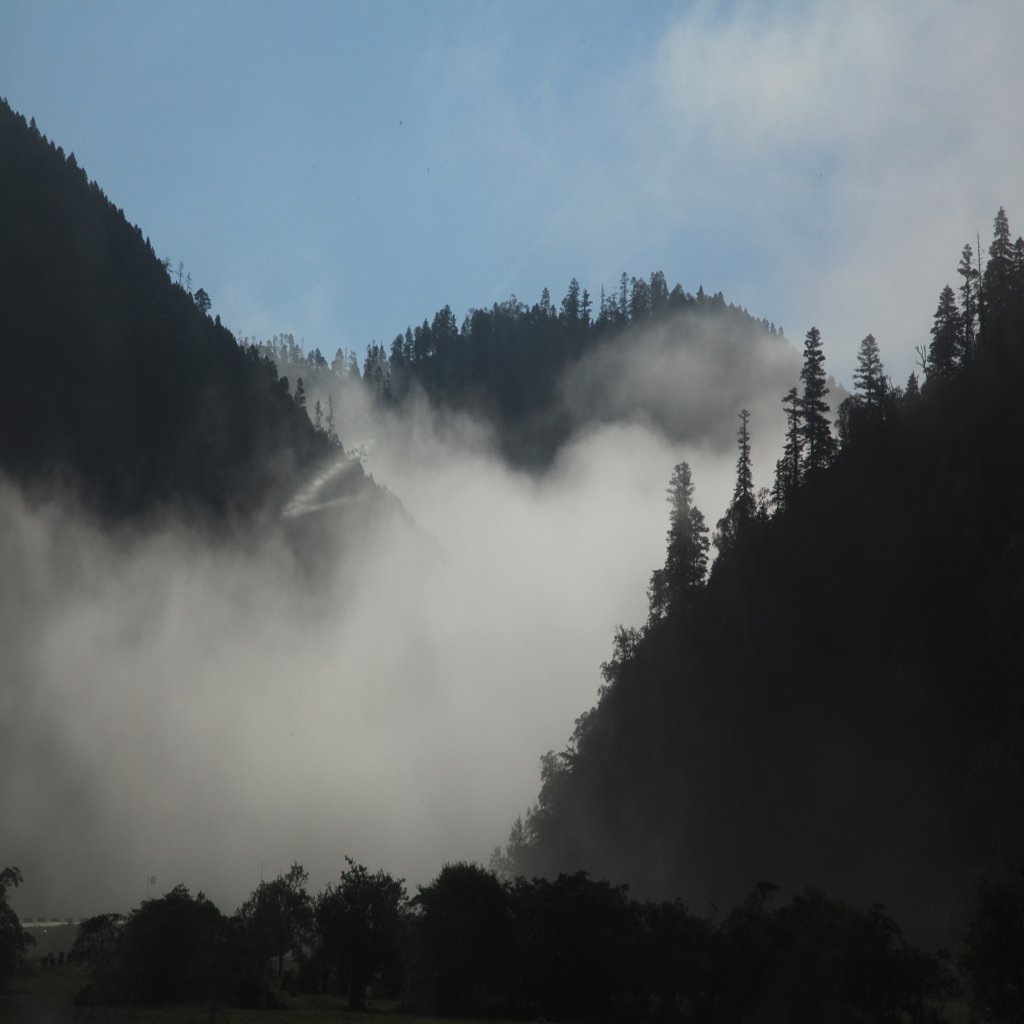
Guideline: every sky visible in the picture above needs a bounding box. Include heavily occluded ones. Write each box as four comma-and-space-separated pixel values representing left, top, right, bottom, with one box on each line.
3, 0, 1023, 390
3, 0, 1024, 919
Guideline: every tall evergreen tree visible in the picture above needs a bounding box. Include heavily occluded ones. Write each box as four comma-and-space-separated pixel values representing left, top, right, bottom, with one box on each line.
629, 276, 651, 322
648, 462, 709, 619
927, 285, 961, 383
799, 327, 833, 474
560, 278, 581, 323
715, 410, 755, 554
852, 333, 885, 409
326, 394, 337, 443
389, 333, 406, 370
773, 386, 802, 510
984, 208, 1014, 336
580, 288, 592, 328
649, 270, 669, 312
957, 243, 979, 364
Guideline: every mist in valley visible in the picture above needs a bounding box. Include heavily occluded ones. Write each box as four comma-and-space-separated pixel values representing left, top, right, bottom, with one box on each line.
1, 306, 805, 920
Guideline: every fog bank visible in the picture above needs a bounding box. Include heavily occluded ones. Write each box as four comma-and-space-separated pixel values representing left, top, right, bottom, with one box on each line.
2, 318, 800, 920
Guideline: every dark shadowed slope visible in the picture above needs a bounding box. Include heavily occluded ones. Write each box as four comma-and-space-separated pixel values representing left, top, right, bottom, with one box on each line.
253, 280, 803, 471
0, 98, 332, 518
504, 212, 1024, 949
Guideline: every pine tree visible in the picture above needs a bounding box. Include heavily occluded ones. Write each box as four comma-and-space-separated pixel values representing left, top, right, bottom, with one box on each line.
926, 285, 961, 383
956, 243, 979, 364
346, 350, 361, 381
294, 377, 307, 410
649, 270, 669, 312
560, 278, 581, 323
629, 276, 651, 321
715, 410, 755, 554
648, 462, 709, 619
773, 387, 802, 510
852, 333, 885, 409
984, 208, 1014, 336
389, 333, 405, 370
799, 327, 833, 475
325, 394, 337, 443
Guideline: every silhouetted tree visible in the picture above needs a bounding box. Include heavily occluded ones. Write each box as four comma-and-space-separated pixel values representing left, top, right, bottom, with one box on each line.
237, 863, 312, 987
927, 285, 961, 383
649, 462, 709, 618
411, 863, 514, 1017
773, 386, 802, 508
853, 333, 885, 409
957, 243, 979, 364
715, 409, 755, 554
193, 287, 210, 314
984, 207, 1015, 336
0, 867, 34, 992
326, 394, 338, 443
114, 885, 232, 1005
560, 278, 580, 323
799, 326, 833, 474
316, 858, 406, 1011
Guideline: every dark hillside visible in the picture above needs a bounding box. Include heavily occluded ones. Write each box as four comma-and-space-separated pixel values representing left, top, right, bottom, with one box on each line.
0, 98, 330, 517
252, 281, 798, 470
507, 212, 1024, 947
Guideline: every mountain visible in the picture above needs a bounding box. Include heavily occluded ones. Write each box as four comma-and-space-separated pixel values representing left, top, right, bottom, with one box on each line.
0, 97, 333, 518
247, 283, 802, 470
502, 211, 1024, 948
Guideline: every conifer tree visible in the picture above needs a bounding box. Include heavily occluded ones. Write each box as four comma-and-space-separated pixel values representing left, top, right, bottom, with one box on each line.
715, 410, 755, 553
649, 270, 669, 312
389, 333, 405, 370
560, 278, 581, 323
927, 285, 961, 383
956, 243, 979, 364
799, 327, 833, 474
773, 386, 802, 510
852, 333, 885, 409
984, 208, 1014, 336
648, 462, 709, 619
325, 394, 337, 443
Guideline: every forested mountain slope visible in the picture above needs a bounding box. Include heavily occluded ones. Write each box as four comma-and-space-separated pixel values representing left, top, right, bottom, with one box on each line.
503, 211, 1024, 947
247, 278, 806, 468
0, 98, 332, 517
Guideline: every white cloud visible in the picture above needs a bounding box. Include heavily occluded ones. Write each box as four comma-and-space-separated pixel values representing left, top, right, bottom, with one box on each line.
627, 1, 1024, 386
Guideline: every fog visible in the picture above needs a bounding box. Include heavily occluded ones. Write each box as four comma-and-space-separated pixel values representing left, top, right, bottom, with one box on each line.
2, 313, 811, 920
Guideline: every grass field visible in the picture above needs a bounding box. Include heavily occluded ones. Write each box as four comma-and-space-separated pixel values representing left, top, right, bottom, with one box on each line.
0, 967, 520, 1024
3, 962, 973, 1024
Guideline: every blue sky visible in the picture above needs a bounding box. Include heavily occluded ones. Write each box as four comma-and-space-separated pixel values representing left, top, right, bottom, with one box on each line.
3, 0, 1023, 389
